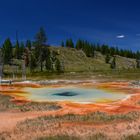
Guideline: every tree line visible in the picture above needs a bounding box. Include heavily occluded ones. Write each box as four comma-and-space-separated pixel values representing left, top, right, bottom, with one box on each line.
62, 39, 140, 69
0, 27, 63, 73
62, 39, 140, 59
1, 27, 140, 73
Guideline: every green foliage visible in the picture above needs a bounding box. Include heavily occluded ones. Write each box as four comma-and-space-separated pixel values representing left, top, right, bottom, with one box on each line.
76, 39, 83, 50
34, 27, 47, 47
110, 57, 116, 69
14, 40, 20, 59
75, 39, 137, 59
61, 41, 64, 47
101, 44, 110, 54
24, 48, 29, 67
56, 59, 61, 72
39, 47, 46, 71
29, 51, 37, 72
75, 40, 94, 57
45, 49, 53, 71
105, 54, 111, 63
26, 40, 32, 50
136, 59, 140, 68
66, 39, 74, 48
45, 58, 52, 71
33, 27, 48, 71
2, 38, 13, 64
19, 42, 25, 57
2, 28, 140, 74
0, 49, 3, 64
14, 41, 25, 59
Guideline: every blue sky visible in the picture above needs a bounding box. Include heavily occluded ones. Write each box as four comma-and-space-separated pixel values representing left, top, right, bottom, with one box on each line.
0, 0, 140, 50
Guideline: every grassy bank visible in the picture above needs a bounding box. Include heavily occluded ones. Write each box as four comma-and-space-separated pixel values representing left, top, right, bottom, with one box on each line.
4, 69, 140, 81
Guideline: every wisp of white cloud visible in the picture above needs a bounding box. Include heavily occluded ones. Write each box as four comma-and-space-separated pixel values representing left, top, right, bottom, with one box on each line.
136, 34, 140, 36
116, 35, 125, 39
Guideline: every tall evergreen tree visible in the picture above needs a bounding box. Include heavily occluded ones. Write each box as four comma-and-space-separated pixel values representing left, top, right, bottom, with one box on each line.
2, 38, 13, 64
26, 40, 32, 50
14, 40, 20, 59
76, 39, 82, 50
61, 41, 64, 47
105, 54, 111, 63
19, 42, 25, 58
66, 39, 69, 47
34, 27, 47, 71
34, 27, 47, 47
45, 48, 53, 71
29, 51, 37, 72
111, 57, 116, 69
69, 39, 74, 48
56, 59, 61, 72
66, 39, 74, 48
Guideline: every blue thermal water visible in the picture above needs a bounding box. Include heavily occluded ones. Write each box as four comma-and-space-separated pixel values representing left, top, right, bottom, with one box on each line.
22, 86, 128, 103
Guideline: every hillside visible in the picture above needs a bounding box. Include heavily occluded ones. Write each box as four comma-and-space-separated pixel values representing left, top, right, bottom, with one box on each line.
1, 46, 138, 75
49, 47, 137, 72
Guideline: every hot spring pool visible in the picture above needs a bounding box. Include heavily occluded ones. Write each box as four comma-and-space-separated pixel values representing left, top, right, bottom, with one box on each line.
22, 86, 128, 103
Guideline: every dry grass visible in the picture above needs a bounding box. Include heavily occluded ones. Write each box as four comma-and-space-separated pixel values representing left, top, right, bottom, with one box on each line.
36, 133, 107, 140
123, 133, 140, 140
20, 111, 140, 125
0, 94, 61, 112
0, 94, 17, 111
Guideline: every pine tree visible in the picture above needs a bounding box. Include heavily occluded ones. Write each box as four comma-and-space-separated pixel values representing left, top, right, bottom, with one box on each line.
45, 49, 52, 71
110, 47, 115, 56
76, 39, 82, 50
34, 27, 47, 47
101, 44, 109, 54
111, 57, 116, 69
45, 57, 52, 71
105, 54, 110, 63
19, 42, 25, 58
56, 59, 61, 72
2, 38, 13, 64
26, 40, 32, 50
90, 46, 94, 57
34, 27, 47, 71
66, 39, 74, 48
29, 51, 37, 72
69, 39, 74, 48
14, 40, 20, 59
66, 39, 69, 47
61, 41, 64, 47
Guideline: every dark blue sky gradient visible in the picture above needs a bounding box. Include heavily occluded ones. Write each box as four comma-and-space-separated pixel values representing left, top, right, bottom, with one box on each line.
0, 0, 140, 50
